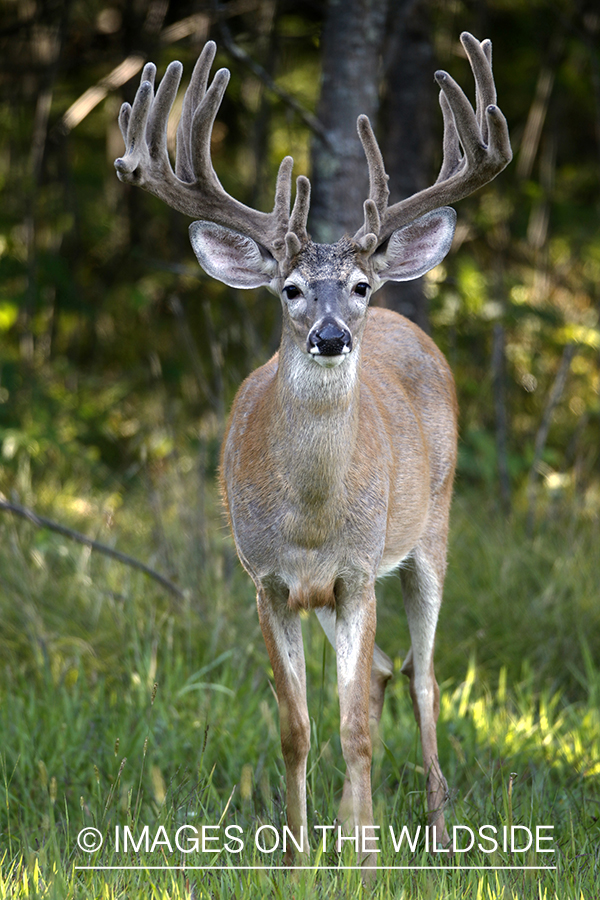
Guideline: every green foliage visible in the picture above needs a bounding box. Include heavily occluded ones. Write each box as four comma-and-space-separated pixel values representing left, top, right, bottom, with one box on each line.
0, 0, 599, 506
0, 489, 599, 897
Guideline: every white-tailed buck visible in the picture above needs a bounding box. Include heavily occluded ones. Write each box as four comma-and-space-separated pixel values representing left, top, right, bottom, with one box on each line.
115, 33, 511, 874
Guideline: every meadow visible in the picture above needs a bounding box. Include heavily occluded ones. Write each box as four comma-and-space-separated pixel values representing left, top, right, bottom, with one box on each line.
1, 463, 598, 899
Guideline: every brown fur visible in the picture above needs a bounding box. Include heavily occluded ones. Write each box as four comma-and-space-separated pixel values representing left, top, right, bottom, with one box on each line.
220, 303, 457, 873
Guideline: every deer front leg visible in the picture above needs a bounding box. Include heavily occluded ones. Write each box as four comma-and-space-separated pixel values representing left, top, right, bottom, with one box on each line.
315, 608, 392, 832
400, 548, 450, 848
256, 589, 310, 864
334, 583, 378, 878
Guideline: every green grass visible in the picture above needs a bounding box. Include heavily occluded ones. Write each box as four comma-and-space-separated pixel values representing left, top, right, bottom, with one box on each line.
0, 471, 599, 898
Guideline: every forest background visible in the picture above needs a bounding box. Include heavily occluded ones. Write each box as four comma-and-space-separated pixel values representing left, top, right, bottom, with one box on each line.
0, 0, 599, 898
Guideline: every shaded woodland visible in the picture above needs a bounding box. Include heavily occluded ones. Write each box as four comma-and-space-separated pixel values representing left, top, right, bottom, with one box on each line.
0, 0, 599, 539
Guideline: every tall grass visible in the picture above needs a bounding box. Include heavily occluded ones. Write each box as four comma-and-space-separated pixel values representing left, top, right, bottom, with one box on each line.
0, 469, 599, 897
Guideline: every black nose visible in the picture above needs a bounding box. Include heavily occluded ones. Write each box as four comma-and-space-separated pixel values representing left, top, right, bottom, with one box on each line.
308, 318, 352, 356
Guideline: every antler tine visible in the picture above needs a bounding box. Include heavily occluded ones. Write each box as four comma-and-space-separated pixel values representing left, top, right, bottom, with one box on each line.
353, 32, 511, 249
115, 69, 160, 185
117, 62, 155, 145
478, 39, 493, 143
352, 115, 388, 248
176, 41, 217, 182
285, 175, 311, 257
274, 156, 294, 240
462, 33, 496, 146
115, 43, 299, 260
146, 61, 183, 171
189, 66, 231, 193
357, 115, 389, 221
436, 90, 462, 183
118, 100, 130, 145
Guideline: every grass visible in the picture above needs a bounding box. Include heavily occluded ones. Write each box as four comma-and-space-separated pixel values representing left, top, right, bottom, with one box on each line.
0, 467, 599, 898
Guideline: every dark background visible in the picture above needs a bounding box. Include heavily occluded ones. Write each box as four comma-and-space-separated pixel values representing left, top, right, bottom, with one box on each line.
1, 0, 598, 520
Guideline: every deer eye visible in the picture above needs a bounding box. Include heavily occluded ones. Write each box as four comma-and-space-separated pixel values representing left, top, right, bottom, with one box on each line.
283, 284, 302, 300
353, 282, 370, 297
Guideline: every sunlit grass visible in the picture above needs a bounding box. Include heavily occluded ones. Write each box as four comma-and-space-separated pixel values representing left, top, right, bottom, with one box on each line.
0, 473, 599, 897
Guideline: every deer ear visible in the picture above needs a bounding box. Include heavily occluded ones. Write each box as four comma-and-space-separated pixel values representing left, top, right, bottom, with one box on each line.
189, 222, 278, 288
372, 207, 457, 283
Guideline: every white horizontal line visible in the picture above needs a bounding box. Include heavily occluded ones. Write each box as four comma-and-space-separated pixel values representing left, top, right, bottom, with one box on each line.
75, 865, 558, 871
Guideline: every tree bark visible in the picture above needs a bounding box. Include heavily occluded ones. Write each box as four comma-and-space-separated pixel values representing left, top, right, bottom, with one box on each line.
310, 0, 434, 331
377, 0, 434, 331
309, 0, 389, 243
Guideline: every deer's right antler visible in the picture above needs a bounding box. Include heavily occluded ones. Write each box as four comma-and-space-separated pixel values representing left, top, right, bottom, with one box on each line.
354, 32, 512, 250
115, 41, 309, 261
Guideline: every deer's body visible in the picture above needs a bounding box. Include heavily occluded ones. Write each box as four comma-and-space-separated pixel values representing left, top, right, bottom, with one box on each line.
115, 34, 510, 878
221, 298, 457, 861
222, 305, 457, 607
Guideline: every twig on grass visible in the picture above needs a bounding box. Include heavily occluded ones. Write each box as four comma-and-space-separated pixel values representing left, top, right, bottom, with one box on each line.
0, 499, 185, 600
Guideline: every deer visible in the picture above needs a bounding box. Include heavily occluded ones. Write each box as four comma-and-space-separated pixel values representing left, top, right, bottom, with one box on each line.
115, 32, 511, 876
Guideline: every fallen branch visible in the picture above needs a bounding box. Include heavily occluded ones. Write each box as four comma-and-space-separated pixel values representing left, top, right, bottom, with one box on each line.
0, 499, 184, 600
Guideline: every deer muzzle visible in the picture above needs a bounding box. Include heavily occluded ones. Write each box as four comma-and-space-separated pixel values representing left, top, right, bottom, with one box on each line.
307, 317, 352, 358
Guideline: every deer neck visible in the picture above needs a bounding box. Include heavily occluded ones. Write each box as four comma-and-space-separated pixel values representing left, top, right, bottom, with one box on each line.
274, 329, 361, 506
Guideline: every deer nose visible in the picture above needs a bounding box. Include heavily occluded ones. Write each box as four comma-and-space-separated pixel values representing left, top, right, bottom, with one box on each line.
308, 318, 352, 356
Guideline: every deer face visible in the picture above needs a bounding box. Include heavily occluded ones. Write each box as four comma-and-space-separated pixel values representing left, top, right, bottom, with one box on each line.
189, 207, 456, 368
279, 239, 370, 368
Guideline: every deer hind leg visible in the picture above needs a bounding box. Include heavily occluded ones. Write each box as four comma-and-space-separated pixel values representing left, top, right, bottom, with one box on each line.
315, 607, 393, 832
400, 542, 450, 847
256, 589, 310, 864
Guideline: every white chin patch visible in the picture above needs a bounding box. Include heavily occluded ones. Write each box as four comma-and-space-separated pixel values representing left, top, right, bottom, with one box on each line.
312, 354, 347, 368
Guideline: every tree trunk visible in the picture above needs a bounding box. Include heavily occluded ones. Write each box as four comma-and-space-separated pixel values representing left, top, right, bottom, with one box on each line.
377, 0, 434, 331
309, 0, 388, 242
310, 0, 434, 331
